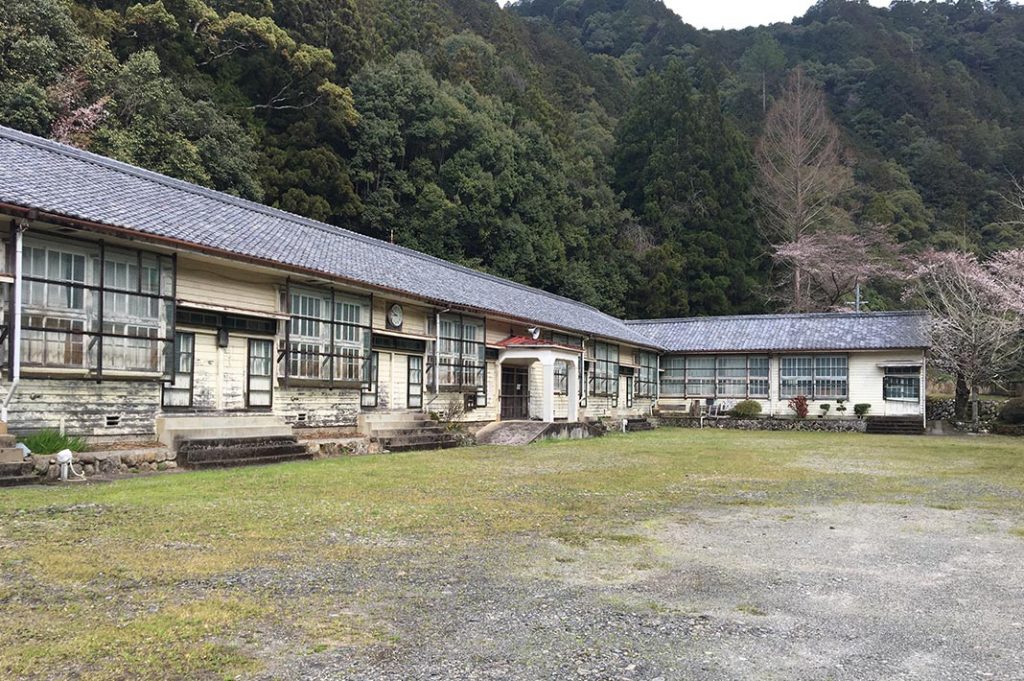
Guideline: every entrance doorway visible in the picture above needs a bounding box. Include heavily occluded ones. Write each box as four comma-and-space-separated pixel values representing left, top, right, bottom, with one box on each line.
500, 366, 529, 420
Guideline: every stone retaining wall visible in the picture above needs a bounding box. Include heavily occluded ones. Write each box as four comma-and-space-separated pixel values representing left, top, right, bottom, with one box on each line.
656, 416, 867, 433
31, 447, 177, 480
925, 397, 1000, 423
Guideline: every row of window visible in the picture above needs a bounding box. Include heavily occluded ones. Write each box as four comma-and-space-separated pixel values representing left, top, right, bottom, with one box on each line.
2, 238, 922, 406
662, 355, 771, 398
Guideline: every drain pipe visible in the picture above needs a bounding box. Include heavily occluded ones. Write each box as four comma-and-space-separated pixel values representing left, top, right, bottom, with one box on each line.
433, 307, 450, 395
1, 221, 25, 424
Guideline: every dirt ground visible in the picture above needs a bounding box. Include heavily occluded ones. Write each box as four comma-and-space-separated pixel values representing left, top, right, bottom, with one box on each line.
259, 502, 1024, 680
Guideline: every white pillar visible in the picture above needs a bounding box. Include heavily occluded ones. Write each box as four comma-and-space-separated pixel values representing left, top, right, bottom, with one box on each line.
567, 357, 579, 423
541, 357, 555, 423
496, 359, 504, 421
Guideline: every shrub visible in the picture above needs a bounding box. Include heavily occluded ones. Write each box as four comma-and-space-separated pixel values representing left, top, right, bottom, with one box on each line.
835, 399, 848, 415
999, 398, 1024, 425
992, 422, 1024, 436
788, 395, 809, 418
730, 400, 762, 418
18, 429, 87, 455
854, 403, 871, 418
819, 404, 831, 417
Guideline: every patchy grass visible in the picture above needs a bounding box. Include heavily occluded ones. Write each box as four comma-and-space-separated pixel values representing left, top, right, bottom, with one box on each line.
736, 603, 767, 616
0, 429, 1021, 679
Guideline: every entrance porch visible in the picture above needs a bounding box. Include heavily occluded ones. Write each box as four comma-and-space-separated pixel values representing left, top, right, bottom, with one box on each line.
496, 337, 582, 423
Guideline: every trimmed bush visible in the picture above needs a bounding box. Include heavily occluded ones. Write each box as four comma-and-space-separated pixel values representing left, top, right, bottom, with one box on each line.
788, 395, 809, 418
998, 398, 1024, 425
992, 422, 1024, 436
730, 400, 763, 418
18, 429, 87, 455
854, 403, 871, 418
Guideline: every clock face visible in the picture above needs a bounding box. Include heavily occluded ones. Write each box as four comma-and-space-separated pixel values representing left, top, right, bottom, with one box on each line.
387, 303, 404, 328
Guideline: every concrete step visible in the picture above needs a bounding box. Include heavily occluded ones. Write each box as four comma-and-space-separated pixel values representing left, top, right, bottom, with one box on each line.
386, 439, 460, 453
0, 475, 40, 487
187, 452, 314, 469
157, 414, 293, 449
178, 435, 300, 452
382, 433, 459, 448
0, 461, 35, 477
184, 443, 309, 465
0, 447, 27, 464
373, 426, 446, 439
865, 416, 925, 435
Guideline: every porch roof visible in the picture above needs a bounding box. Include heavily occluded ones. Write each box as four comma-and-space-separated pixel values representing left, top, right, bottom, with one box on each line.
495, 335, 583, 351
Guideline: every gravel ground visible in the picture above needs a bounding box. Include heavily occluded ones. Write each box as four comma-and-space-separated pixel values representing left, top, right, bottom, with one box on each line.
240, 500, 1024, 681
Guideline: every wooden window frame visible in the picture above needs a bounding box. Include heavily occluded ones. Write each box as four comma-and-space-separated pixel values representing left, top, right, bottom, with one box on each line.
428, 312, 487, 400
779, 354, 849, 400
280, 281, 372, 388
247, 337, 274, 409
161, 332, 195, 409
9, 232, 176, 380
588, 341, 619, 397
660, 354, 771, 399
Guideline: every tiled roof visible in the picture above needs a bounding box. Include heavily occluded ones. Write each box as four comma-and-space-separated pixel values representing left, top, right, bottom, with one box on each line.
625, 311, 930, 353
0, 125, 657, 348
496, 335, 581, 350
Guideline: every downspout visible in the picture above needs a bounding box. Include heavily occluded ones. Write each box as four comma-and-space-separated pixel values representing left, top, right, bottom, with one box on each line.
433, 307, 450, 395
921, 353, 927, 429
2, 221, 25, 423
654, 353, 660, 415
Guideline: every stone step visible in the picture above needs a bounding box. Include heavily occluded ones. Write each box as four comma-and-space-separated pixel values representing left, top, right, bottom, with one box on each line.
0, 461, 34, 477
183, 443, 310, 465
187, 452, 314, 470
178, 435, 300, 452
385, 439, 460, 453
0, 434, 17, 448
382, 433, 459, 448
865, 417, 926, 435
0, 474, 40, 487
372, 426, 446, 439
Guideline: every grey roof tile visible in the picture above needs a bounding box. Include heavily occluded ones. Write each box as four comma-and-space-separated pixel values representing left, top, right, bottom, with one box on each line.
0, 125, 657, 348
625, 311, 930, 353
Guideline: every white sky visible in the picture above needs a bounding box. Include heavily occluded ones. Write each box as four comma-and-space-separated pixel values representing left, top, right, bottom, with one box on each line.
663, 0, 891, 30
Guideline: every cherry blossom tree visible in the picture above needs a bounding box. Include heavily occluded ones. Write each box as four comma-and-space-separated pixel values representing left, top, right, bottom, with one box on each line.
772, 222, 904, 312
908, 249, 1024, 423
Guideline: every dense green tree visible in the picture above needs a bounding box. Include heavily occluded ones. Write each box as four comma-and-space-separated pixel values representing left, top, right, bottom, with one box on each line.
615, 60, 765, 316
4, 0, 1024, 320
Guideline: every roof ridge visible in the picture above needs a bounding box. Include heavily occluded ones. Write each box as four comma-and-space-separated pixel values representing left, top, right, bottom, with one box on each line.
0, 125, 622, 325
625, 310, 928, 325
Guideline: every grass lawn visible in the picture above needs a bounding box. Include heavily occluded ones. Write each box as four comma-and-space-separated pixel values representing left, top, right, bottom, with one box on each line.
1, 429, 1022, 679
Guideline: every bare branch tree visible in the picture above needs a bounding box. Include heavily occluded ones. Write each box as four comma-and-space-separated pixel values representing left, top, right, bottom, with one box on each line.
755, 67, 853, 311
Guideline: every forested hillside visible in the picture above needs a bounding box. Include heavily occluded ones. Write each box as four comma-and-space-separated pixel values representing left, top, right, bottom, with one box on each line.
2, 0, 1022, 318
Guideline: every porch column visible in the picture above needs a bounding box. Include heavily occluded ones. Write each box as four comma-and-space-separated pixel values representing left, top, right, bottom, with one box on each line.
496, 359, 504, 421
567, 357, 580, 423
540, 356, 555, 423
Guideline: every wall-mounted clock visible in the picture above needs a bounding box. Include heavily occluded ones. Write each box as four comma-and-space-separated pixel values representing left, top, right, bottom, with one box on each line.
387, 303, 404, 329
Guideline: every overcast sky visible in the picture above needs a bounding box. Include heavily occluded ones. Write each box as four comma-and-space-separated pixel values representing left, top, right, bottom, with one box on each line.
663, 0, 891, 30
